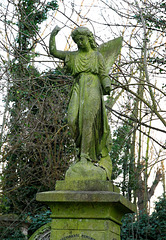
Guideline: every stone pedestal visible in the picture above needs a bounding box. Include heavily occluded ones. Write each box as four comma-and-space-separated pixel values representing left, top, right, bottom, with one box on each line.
36, 181, 136, 240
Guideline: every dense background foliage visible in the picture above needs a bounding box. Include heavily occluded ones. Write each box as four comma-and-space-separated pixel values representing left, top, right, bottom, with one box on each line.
121, 196, 166, 240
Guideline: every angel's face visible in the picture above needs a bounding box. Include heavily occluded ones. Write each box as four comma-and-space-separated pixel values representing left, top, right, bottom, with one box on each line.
75, 35, 91, 51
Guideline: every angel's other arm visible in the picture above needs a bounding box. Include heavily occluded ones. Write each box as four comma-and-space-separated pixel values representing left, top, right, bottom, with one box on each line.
98, 53, 111, 94
49, 26, 68, 61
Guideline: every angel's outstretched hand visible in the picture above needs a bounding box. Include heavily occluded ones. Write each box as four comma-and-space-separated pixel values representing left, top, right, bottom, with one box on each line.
49, 25, 67, 60
51, 26, 61, 36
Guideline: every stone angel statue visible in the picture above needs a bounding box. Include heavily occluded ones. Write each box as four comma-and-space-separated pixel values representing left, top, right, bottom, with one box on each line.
49, 26, 122, 180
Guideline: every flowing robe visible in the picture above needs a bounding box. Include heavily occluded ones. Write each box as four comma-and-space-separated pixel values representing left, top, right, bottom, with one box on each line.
65, 50, 111, 162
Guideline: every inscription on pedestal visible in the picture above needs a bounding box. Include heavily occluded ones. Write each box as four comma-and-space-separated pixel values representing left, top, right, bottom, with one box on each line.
60, 235, 117, 240
60, 234, 96, 240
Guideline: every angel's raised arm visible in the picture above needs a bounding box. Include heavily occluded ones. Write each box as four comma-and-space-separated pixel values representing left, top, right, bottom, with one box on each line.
49, 26, 68, 60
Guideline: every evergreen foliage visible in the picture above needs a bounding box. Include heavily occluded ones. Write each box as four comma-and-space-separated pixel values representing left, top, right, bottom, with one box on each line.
0, 228, 26, 240
27, 209, 51, 237
1, 0, 74, 216
2, 68, 73, 214
110, 122, 136, 199
121, 196, 166, 240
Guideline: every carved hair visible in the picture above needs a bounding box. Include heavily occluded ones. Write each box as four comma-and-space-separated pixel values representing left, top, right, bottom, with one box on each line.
71, 27, 97, 50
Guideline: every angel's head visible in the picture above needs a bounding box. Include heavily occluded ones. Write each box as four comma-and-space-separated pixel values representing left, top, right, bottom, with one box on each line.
71, 27, 97, 50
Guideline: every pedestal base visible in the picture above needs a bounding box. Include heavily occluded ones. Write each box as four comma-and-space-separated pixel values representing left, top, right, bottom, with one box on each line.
36, 182, 136, 240
51, 218, 119, 240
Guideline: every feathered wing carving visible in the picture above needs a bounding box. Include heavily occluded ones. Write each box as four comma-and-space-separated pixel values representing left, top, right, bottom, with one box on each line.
97, 37, 123, 179
98, 36, 123, 74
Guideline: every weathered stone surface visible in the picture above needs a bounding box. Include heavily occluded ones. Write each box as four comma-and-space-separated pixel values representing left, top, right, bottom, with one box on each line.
65, 160, 107, 181
29, 223, 51, 240
99, 155, 112, 180
32, 25, 135, 240
36, 190, 136, 240
36, 191, 136, 214
55, 180, 120, 192
49, 26, 123, 180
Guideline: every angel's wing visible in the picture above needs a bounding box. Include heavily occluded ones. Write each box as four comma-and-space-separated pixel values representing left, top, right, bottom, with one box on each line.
98, 36, 123, 75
